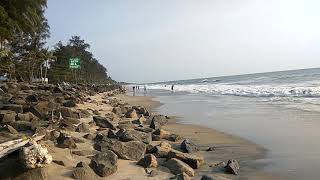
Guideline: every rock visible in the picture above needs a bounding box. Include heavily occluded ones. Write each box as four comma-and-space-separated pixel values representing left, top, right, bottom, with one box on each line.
29, 102, 49, 118
153, 129, 171, 139
145, 168, 157, 177
83, 133, 95, 140
137, 154, 158, 168
125, 109, 138, 118
224, 159, 240, 175
206, 146, 216, 151
16, 112, 37, 122
19, 141, 52, 169
13, 168, 48, 180
135, 126, 154, 133
152, 134, 161, 141
63, 100, 76, 107
98, 140, 146, 161
90, 151, 118, 177
132, 106, 150, 116
107, 129, 118, 139
57, 133, 77, 149
0, 110, 16, 123
201, 175, 231, 180
151, 142, 172, 158
165, 158, 195, 177
52, 160, 65, 166
165, 134, 181, 142
93, 116, 117, 130
76, 123, 90, 133
79, 109, 91, 118
73, 162, 98, 180
57, 107, 79, 118
112, 107, 122, 116
0, 104, 23, 113
167, 150, 204, 169
132, 116, 146, 125
6, 124, 19, 134
72, 150, 97, 157
11, 121, 33, 131
25, 95, 38, 103
116, 129, 152, 144
149, 115, 168, 129
170, 172, 191, 180
93, 110, 100, 115
53, 86, 63, 93
20, 83, 32, 90
181, 139, 199, 153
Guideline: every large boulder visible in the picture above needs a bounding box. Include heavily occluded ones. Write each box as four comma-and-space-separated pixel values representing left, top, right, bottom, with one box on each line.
224, 159, 239, 175
132, 106, 150, 116
150, 141, 172, 158
153, 129, 171, 139
16, 112, 37, 122
0, 110, 17, 124
90, 151, 118, 177
25, 95, 38, 103
19, 141, 52, 169
98, 140, 146, 161
181, 139, 199, 153
201, 175, 231, 180
170, 172, 191, 180
165, 158, 194, 177
12, 168, 48, 180
112, 107, 122, 116
93, 116, 117, 130
137, 154, 158, 168
167, 150, 204, 169
116, 129, 152, 144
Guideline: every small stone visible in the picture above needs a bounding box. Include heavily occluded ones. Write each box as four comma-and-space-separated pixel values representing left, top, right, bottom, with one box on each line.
56, 133, 77, 149
52, 160, 65, 166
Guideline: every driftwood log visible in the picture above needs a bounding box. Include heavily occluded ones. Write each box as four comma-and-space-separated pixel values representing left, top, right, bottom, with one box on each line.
0, 134, 45, 159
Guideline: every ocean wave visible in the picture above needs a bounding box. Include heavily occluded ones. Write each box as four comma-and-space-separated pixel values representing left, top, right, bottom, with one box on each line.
147, 84, 320, 97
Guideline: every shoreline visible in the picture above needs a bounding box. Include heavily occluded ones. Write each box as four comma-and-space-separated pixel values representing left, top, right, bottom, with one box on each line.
117, 94, 287, 180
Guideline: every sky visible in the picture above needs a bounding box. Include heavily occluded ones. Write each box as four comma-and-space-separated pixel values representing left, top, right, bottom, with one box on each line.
45, 0, 320, 83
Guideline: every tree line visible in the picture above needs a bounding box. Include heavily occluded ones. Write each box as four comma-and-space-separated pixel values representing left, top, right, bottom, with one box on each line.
0, 0, 114, 84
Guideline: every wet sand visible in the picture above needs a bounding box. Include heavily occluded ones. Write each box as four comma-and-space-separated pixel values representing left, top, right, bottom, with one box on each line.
117, 94, 287, 180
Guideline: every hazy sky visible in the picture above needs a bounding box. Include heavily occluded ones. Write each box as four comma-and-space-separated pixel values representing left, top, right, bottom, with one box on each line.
46, 0, 320, 83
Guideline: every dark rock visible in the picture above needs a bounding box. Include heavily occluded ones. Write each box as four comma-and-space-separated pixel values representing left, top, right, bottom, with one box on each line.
90, 151, 118, 177
225, 159, 239, 175
107, 129, 118, 139
167, 150, 204, 169
93, 116, 116, 130
11, 121, 33, 131
125, 109, 138, 118
0, 110, 17, 124
0, 104, 23, 113
153, 129, 171, 139
57, 133, 77, 149
98, 140, 146, 161
151, 142, 172, 158
165, 134, 181, 142
73, 162, 98, 180
63, 100, 76, 107
181, 139, 199, 153
132, 106, 150, 116
201, 175, 231, 180
145, 168, 157, 177
135, 126, 154, 133
137, 154, 158, 168
116, 129, 152, 144
52, 160, 65, 166
206, 147, 216, 152
76, 123, 90, 133
165, 158, 194, 177
152, 134, 161, 141
25, 95, 38, 103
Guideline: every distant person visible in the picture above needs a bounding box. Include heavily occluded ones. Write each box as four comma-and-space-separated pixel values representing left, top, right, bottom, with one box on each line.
171, 84, 174, 92
132, 86, 136, 96
144, 85, 147, 95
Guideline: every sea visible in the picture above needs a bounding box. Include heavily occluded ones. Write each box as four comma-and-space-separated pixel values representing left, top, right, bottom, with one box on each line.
142, 68, 320, 180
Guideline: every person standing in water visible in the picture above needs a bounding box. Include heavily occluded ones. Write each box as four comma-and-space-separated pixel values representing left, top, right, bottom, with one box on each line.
171, 84, 174, 92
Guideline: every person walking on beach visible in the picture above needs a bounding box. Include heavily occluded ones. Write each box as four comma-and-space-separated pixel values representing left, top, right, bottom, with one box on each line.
171, 84, 174, 92
132, 86, 136, 96
143, 85, 147, 95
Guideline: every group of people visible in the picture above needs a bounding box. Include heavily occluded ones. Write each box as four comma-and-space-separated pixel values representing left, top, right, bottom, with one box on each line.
132, 85, 147, 96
